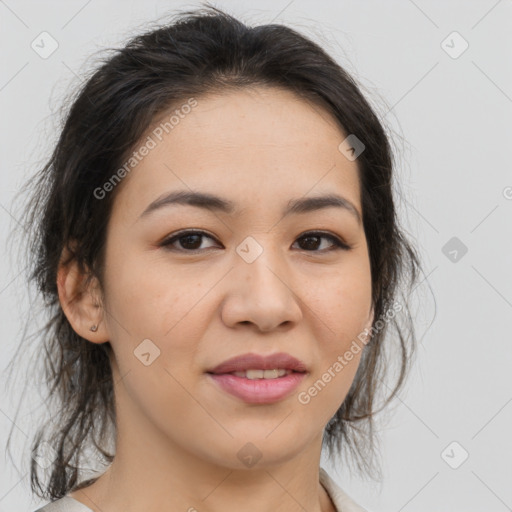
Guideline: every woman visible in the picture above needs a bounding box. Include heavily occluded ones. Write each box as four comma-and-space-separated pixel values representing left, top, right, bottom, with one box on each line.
9, 5, 421, 511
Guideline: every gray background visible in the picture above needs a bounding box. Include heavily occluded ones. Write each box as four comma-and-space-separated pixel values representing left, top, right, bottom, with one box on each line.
1, 1, 511, 511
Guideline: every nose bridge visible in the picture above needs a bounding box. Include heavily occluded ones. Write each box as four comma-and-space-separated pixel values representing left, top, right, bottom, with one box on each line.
237, 235, 290, 297
222, 234, 302, 330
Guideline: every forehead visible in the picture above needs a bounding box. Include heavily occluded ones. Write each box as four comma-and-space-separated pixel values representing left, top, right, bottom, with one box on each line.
111, 86, 362, 221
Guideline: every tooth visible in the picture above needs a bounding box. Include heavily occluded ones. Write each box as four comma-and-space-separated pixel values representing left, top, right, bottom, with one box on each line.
232, 369, 291, 379
246, 369, 265, 379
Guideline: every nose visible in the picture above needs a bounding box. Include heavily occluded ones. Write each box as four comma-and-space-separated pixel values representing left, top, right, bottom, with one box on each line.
220, 243, 303, 332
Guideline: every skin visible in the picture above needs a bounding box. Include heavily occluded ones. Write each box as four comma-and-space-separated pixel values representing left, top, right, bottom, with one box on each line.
58, 86, 374, 512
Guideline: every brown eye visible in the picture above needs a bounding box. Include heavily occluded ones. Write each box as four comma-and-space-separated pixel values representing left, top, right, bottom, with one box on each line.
293, 232, 351, 252
161, 230, 219, 252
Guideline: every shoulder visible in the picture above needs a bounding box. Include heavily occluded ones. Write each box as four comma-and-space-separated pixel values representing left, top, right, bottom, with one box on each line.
319, 467, 371, 512
33, 496, 94, 512
35, 472, 366, 512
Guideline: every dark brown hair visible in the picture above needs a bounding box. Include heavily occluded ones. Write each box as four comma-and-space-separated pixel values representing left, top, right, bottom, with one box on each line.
6, 3, 423, 501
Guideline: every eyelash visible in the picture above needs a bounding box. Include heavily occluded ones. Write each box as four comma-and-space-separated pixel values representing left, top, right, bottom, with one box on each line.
160, 230, 352, 253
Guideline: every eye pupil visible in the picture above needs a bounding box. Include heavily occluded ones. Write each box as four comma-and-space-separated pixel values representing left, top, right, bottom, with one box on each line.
300, 235, 320, 250
180, 234, 202, 249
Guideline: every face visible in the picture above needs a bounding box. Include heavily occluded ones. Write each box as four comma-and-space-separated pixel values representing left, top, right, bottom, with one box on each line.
96, 86, 373, 469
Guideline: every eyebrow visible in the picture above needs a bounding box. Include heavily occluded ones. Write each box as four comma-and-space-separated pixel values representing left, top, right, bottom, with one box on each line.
138, 190, 362, 225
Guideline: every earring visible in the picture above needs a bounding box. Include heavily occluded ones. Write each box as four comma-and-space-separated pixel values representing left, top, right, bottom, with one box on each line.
90, 325, 98, 332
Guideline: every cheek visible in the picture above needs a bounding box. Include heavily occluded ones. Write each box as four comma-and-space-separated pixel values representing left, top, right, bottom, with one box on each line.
306, 257, 372, 340
102, 246, 224, 375
103, 244, 195, 332
303, 257, 371, 401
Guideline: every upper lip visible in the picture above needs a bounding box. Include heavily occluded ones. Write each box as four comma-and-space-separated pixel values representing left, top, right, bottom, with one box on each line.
207, 352, 308, 374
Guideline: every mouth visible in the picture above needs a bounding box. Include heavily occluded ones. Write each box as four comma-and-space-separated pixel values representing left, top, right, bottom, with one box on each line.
207, 368, 305, 379
205, 352, 309, 404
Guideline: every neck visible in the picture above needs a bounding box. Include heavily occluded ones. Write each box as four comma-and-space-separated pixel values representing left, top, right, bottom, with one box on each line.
69, 359, 337, 512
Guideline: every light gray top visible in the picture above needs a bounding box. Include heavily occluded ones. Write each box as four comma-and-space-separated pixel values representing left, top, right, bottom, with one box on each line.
34, 467, 369, 511
34, 496, 94, 512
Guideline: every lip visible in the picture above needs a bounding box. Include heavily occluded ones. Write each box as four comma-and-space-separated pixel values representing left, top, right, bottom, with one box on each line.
207, 352, 309, 374
208, 372, 307, 404
206, 352, 308, 404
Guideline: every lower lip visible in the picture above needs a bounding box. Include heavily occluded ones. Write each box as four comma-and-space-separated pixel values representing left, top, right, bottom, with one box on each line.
207, 372, 307, 404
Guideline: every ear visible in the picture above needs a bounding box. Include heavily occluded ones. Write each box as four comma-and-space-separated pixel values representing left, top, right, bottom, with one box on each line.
56, 248, 109, 343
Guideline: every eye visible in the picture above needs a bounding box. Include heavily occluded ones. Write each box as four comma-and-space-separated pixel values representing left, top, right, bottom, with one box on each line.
292, 231, 351, 252
160, 230, 351, 253
160, 230, 220, 252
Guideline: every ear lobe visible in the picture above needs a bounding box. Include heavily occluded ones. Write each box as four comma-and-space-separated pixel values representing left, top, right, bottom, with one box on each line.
56, 256, 108, 343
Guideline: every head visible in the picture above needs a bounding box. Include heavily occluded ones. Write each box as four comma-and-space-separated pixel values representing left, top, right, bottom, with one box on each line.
9, 4, 421, 501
